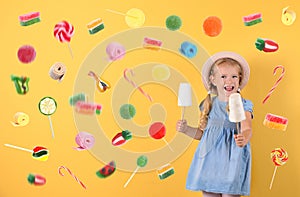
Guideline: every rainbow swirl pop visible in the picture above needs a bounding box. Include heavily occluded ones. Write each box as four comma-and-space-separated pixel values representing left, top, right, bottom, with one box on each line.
271, 148, 288, 166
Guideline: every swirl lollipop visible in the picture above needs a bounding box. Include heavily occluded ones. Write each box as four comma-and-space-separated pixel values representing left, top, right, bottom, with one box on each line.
269, 148, 288, 189
54, 20, 74, 58
38, 97, 57, 138
124, 155, 147, 188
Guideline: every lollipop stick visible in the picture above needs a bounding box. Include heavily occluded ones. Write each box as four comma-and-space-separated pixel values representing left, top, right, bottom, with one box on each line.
269, 166, 278, 190
181, 106, 185, 120
4, 144, 33, 153
106, 9, 138, 18
67, 43, 73, 59
163, 138, 174, 152
124, 166, 139, 188
48, 116, 55, 138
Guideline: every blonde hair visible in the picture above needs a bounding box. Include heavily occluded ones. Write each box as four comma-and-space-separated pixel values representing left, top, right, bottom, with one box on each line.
198, 58, 243, 131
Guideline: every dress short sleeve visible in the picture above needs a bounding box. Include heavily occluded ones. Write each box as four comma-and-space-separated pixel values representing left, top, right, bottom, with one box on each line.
242, 98, 254, 118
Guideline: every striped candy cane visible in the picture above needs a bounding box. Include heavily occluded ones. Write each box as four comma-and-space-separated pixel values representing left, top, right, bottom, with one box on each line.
58, 166, 87, 189
123, 68, 153, 102
262, 65, 285, 104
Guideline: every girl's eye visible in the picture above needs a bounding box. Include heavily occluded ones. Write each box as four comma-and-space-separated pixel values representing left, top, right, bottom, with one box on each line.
221, 75, 226, 78
232, 75, 238, 78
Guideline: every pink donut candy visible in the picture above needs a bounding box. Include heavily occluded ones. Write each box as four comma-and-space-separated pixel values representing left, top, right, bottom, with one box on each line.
74, 132, 95, 151
54, 20, 74, 43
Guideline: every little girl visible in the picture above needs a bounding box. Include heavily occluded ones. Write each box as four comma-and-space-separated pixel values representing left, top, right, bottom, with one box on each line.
176, 51, 253, 197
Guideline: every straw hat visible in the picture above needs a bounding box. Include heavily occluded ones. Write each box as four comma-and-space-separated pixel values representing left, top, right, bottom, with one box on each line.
201, 51, 250, 94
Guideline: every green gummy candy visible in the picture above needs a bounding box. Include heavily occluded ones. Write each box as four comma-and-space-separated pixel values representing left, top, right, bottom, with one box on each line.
88, 23, 104, 34
20, 18, 40, 26
27, 174, 35, 184
122, 130, 132, 140
96, 109, 101, 115
159, 169, 175, 180
166, 15, 182, 31
255, 38, 265, 51
69, 93, 86, 106
244, 18, 262, 26
137, 155, 147, 167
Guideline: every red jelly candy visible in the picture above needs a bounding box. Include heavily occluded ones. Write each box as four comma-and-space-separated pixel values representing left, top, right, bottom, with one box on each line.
17, 45, 36, 64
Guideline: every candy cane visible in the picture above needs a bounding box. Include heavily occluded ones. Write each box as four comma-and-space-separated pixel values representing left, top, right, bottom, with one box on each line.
262, 65, 285, 104
123, 68, 153, 102
58, 166, 87, 189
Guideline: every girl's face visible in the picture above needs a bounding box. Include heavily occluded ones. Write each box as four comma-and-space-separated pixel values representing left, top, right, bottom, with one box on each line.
210, 62, 241, 101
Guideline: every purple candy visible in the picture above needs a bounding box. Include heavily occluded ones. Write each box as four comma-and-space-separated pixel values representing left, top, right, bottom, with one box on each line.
106, 42, 125, 61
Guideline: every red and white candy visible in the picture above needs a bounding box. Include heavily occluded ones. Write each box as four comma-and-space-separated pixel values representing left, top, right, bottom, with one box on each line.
54, 20, 74, 43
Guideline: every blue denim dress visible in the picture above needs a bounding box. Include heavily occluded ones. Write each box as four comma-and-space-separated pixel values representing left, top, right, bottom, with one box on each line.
186, 97, 253, 196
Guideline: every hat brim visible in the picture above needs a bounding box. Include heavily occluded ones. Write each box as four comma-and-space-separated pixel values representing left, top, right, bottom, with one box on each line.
201, 51, 250, 94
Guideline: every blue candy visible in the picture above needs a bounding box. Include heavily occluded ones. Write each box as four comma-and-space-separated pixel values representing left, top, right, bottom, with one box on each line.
179, 41, 198, 58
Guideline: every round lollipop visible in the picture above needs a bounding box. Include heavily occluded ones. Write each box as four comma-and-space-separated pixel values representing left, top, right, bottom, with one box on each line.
54, 20, 74, 58
149, 122, 173, 152
38, 97, 57, 138
269, 148, 288, 189
125, 8, 145, 28
106, 8, 145, 28
152, 64, 170, 81
119, 104, 136, 120
124, 155, 148, 188
4, 144, 49, 161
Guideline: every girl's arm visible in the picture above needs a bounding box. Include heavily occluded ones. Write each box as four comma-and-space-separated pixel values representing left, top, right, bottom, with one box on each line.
176, 120, 203, 140
234, 111, 252, 147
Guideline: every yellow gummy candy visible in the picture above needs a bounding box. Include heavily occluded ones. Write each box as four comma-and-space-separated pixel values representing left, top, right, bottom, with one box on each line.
281, 6, 296, 26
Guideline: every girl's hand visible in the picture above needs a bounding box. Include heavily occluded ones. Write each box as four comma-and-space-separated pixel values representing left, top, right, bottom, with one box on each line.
234, 134, 246, 147
176, 120, 187, 133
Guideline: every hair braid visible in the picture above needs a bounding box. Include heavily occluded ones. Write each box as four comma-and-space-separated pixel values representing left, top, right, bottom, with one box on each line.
198, 93, 212, 131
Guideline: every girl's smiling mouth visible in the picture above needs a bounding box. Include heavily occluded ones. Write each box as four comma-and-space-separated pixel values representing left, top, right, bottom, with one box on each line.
224, 85, 235, 92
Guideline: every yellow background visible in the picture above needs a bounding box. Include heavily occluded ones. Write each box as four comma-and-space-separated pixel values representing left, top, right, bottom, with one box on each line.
1, 0, 299, 197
